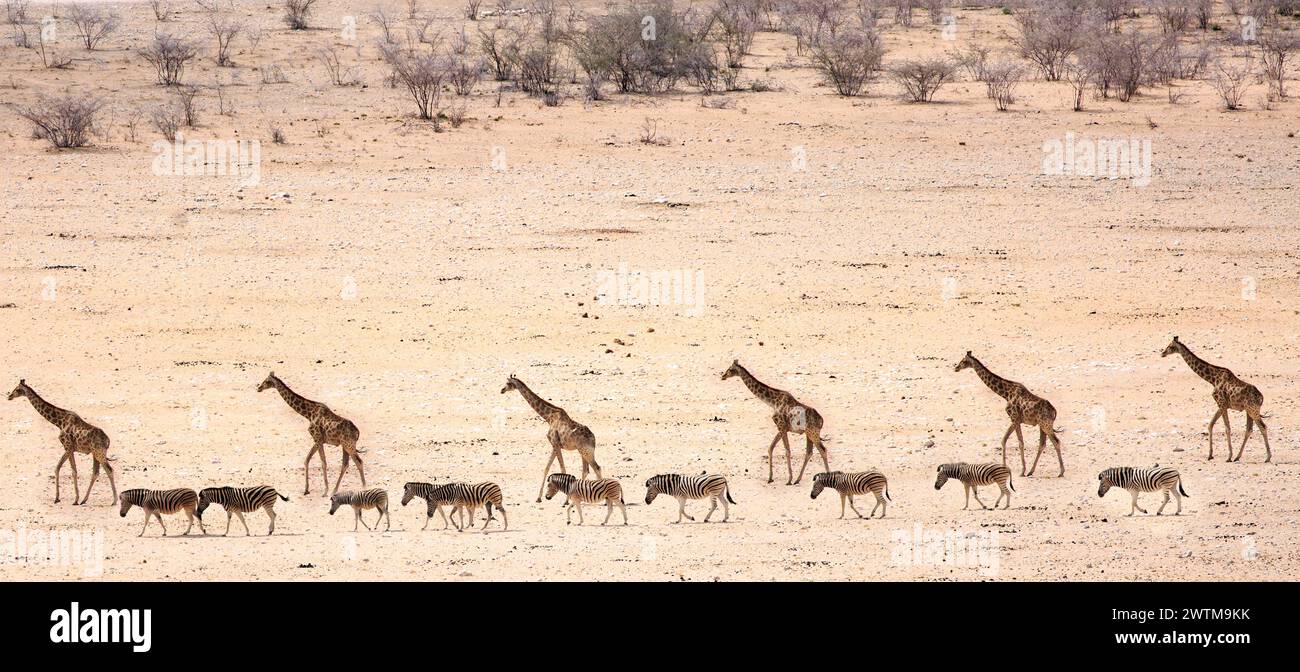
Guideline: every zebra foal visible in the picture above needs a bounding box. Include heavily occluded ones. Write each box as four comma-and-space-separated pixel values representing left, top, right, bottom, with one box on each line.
331, 488, 391, 531
196, 485, 289, 536
934, 463, 1014, 510
810, 471, 891, 519
119, 488, 206, 537
644, 473, 736, 523
1098, 466, 1189, 516
451, 481, 508, 532
545, 473, 626, 525
401, 482, 462, 530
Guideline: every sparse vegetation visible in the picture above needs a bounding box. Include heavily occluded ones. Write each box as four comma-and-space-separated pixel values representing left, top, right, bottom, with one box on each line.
66, 3, 119, 51
890, 57, 956, 102
16, 93, 103, 148
283, 0, 318, 30
141, 34, 199, 86
809, 29, 886, 96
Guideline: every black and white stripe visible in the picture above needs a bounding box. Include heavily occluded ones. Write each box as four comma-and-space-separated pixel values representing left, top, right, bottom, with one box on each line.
934, 463, 1014, 510
1098, 466, 1188, 516
401, 481, 462, 531
119, 488, 206, 536
196, 485, 289, 536
810, 471, 891, 519
545, 473, 627, 525
450, 481, 508, 532
644, 473, 735, 523
330, 488, 391, 531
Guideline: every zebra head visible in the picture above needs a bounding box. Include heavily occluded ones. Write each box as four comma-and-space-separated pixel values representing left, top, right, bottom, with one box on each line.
810, 472, 832, 499
544, 473, 575, 500
1098, 470, 1116, 497
7, 379, 28, 401
720, 360, 742, 381
934, 465, 951, 490
1160, 336, 1180, 358
401, 482, 424, 506
118, 489, 146, 517
644, 474, 672, 505
256, 371, 278, 392
954, 351, 975, 372
195, 487, 225, 519
329, 492, 352, 515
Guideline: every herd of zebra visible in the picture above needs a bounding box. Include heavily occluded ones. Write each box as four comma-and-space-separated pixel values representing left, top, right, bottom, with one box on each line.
10, 335, 1265, 536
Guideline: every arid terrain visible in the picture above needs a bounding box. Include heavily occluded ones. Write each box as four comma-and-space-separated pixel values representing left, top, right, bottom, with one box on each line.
1, 0, 1298, 581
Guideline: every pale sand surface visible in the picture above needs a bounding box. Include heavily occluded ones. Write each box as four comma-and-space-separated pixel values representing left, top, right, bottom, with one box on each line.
1, 2, 1298, 580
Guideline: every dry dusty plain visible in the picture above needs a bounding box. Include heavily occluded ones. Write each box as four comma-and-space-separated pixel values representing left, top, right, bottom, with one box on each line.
1, 0, 1299, 581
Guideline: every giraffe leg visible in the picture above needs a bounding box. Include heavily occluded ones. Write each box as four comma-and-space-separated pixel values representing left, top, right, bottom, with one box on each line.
1050, 430, 1065, 477
781, 432, 794, 485
1220, 410, 1232, 462
347, 447, 366, 488
1234, 416, 1253, 463
52, 452, 69, 504
1256, 414, 1272, 463
582, 447, 601, 480
317, 445, 329, 495
332, 451, 351, 497
794, 439, 814, 486
1028, 430, 1046, 477
999, 424, 1015, 467
1206, 408, 1223, 460
80, 459, 100, 506
765, 433, 782, 484
1013, 426, 1027, 477
536, 450, 558, 503
304, 443, 322, 496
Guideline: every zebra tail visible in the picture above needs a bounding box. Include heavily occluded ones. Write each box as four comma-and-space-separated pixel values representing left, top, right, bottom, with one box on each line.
278, 492, 290, 501
885, 484, 892, 502
1008, 476, 1016, 492
1178, 480, 1189, 498
725, 486, 736, 505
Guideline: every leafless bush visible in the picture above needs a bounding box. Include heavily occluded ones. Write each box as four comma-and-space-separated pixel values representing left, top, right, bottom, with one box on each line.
34, 22, 73, 68
465, 0, 483, 19
890, 56, 955, 102
809, 29, 885, 96
261, 62, 289, 84
246, 23, 263, 53
271, 126, 287, 143
317, 44, 362, 86
638, 116, 670, 145
283, 0, 317, 30
480, 24, 522, 81
121, 105, 143, 142
207, 13, 244, 66
685, 41, 723, 94
379, 43, 447, 120
149, 0, 172, 21
1012, 0, 1088, 81
66, 3, 119, 50
1148, 0, 1192, 33
173, 85, 200, 126
371, 5, 398, 44
566, 18, 613, 98
712, 0, 758, 69
587, 1, 698, 95
451, 26, 471, 55
1062, 57, 1093, 110
405, 0, 420, 18
140, 34, 199, 85
1259, 29, 1299, 99
1092, 0, 1132, 26
16, 93, 103, 148
447, 53, 484, 95
1080, 27, 1151, 101
957, 42, 992, 82
1194, 0, 1213, 29
984, 59, 1023, 110
923, 0, 945, 24
893, 0, 915, 27
5, 0, 30, 25
1209, 56, 1254, 109
150, 103, 181, 141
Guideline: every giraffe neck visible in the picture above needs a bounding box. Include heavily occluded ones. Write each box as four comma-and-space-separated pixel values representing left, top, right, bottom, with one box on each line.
1176, 343, 1220, 384
513, 381, 563, 423
735, 365, 782, 407
22, 388, 72, 427
273, 380, 318, 419
969, 358, 1013, 399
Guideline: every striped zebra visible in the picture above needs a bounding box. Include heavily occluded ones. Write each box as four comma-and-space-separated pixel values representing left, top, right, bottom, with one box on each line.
196, 485, 289, 536
448, 481, 508, 532
119, 488, 206, 537
330, 488, 391, 531
810, 471, 891, 519
934, 463, 1014, 510
1098, 466, 1189, 516
644, 473, 736, 523
401, 482, 463, 531
545, 473, 627, 526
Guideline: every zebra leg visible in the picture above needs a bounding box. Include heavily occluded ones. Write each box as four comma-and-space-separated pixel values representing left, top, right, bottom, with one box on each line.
139, 511, 150, 537
720, 493, 729, 522
575, 502, 585, 525
847, 495, 866, 519
1234, 416, 1253, 463
676, 497, 692, 523
333, 451, 351, 497
266, 507, 276, 535
1157, 490, 1170, 516
304, 442, 321, 496
223, 511, 233, 536
499, 505, 509, 531
1206, 408, 1222, 460
995, 483, 1009, 509
384, 507, 391, 532
962, 484, 971, 510
1172, 486, 1183, 515
871, 492, 884, 518
1128, 490, 1146, 516
566, 503, 574, 525
765, 432, 782, 484
602, 500, 613, 525
971, 486, 989, 510
536, 450, 559, 502
838, 492, 847, 519
704, 496, 718, 522
1028, 430, 1047, 477
619, 501, 628, 525
236, 511, 251, 536
155, 511, 168, 536
183, 508, 195, 535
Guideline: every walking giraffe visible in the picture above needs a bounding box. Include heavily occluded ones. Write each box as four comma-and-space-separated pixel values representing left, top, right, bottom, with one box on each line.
954, 352, 1064, 477
7, 379, 119, 505
501, 375, 601, 502
257, 372, 364, 496
1162, 336, 1271, 463
721, 360, 829, 485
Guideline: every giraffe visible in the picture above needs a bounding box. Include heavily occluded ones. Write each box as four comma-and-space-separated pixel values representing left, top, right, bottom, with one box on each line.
1162, 336, 1271, 463
954, 352, 1065, 477
257, 372, 364, 496
721, 360, 829, 485
7, 379, 119, 505
501, 375, 601, 502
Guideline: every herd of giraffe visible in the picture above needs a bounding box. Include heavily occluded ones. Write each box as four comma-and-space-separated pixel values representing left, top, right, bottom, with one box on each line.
3, 336, 1274, 534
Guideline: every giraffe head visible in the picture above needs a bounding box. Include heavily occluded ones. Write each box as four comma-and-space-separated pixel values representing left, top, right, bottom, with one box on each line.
1161, 336, 1181, 358
500, 375, 521, 394
721, 360, 742, 380
954, 352, 975, 372
257, 372, 279, 392
7, 379, 28, 401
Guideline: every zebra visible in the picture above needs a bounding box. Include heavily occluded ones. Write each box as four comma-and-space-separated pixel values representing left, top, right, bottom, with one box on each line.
330, 488, 391, 531
644, 473, 736, 523
810, 471, 891, 519
545, 473, 627, 526
401, 482, 463, 531
934, 463, 1014, 510
119, 488, 206, 537
1098, 466, 1189, 516
448, 481, 508, 532
196, 485, 289, 536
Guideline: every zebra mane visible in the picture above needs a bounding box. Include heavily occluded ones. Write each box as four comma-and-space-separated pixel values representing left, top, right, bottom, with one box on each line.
120, 488, 147, 503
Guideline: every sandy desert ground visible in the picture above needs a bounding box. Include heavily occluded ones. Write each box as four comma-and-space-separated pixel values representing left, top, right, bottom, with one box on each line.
1, 0, 1299, 581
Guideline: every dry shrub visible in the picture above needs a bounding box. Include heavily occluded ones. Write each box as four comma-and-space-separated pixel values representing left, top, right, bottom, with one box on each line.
379, 43, 447, 120
889, 56, 955, 102
150, 102, 182, 141
1259, 29, 1299, 99
66, 3, 119, 50
984, 59, 1023, 111
283, 0, 318, 30
17, 93, 103, 148
141, 34, 198, 85
1012, 0, 1087, 81
1209, 56, 1254, 110
207, 13, 244, 66
809, 29, 885, 96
